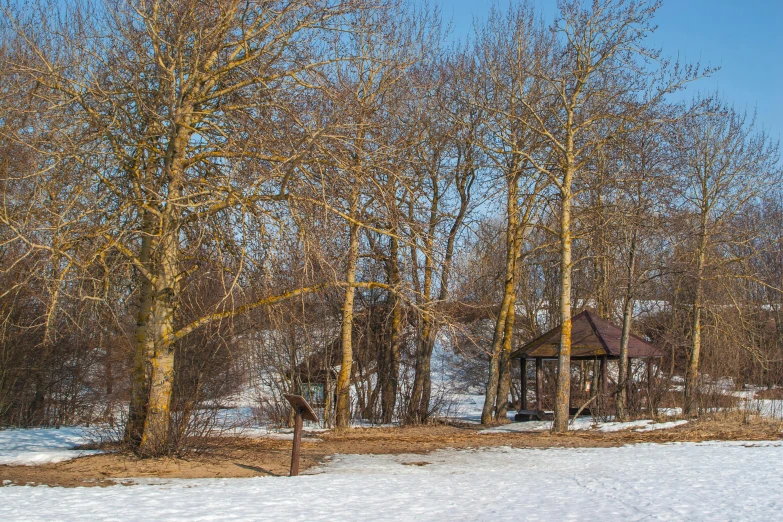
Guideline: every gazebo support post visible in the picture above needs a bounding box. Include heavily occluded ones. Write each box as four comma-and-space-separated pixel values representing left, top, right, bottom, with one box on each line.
647, 359, 655, 413
535, 357, 543, 412
600, 356, 608, 396
520, 358, 528, 411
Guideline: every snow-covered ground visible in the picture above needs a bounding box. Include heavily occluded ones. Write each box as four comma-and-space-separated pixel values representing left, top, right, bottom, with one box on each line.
441, 393, 518, 423
446, 393, 689, 434
3, 441, 783, 521
0, 428, 103, 466
480, 418, 689, 434
235, 426, 328, 441
741, 399, 783, 419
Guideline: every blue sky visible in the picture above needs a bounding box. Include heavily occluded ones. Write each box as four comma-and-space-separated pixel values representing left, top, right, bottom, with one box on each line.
433, 0, 782, 143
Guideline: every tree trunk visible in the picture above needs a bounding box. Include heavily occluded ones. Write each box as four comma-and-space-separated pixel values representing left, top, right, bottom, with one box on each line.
684, 215, 708, 417
482, 175, 518, 424
616, 295, 634, 421
138, 230, 178, 455
616, 230, 637, 421
407, 158, 472, 424
407, 317, 435, 422
137, 121, 191, 454
336, 222, 360, 429
381, 236, 401, 424
481, 254, 517, 424
553, 182, 573, 433
495, 293, 517, 420
380, 302, 401, 423
596, 191, 612, 319
684, 288, 704, 416
407, 185, 437, 424
684, 288, 703, 416
125, 210, 155, 445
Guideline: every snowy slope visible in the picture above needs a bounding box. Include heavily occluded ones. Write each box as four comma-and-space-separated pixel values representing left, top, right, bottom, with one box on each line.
0, 428, 102, 465
2, 441, 783, 521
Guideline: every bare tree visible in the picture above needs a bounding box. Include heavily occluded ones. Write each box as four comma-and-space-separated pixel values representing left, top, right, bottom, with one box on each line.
310, 3, 438, 428
670, 97, 781, 416
4, 0, 374, 453
502, 0, 701, 431
612, 114, 673, 420
404, 51, 478, 423
469, 4, 553, 423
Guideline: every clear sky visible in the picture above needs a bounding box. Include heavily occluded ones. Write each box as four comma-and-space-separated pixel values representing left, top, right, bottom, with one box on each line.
432, 0, 782, 143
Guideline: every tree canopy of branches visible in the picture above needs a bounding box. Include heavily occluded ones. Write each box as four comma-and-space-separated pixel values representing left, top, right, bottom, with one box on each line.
1, 0, 780, 454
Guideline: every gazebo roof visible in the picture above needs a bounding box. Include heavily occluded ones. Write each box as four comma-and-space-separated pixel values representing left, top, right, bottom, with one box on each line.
511, 310, 663, 360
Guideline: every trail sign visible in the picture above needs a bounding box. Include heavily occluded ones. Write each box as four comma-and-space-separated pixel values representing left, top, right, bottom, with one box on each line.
283, 394, 319, 476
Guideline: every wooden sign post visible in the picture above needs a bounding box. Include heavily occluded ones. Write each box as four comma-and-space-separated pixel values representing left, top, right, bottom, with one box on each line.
283, 394, 319, 477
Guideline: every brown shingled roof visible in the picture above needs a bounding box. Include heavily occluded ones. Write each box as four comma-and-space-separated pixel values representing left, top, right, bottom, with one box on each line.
511, 310, 663, 360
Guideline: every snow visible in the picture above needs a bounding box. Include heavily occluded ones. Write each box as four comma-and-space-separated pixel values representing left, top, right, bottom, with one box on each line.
480, 417, 596, 433
634, 420, 689, 431
442, 393, 516, 424
480, 418, 688, 434
740, 399, 783, 419
2, 442, 783, 520
599, 419, 689, 432
0, 428, 102, 466
236, 426, 328, 441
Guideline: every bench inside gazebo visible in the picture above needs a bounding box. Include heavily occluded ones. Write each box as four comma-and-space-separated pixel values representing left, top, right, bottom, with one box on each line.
511, 309, 664, 421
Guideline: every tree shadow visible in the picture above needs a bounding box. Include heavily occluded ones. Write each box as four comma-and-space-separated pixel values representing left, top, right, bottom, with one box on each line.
234, 463, 283, 477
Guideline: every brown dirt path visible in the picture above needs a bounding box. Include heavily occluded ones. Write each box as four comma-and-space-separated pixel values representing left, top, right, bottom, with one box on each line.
1, 416, 780, 488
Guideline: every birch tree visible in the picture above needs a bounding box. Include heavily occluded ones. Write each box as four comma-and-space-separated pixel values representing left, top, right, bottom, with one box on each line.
471, 4, 552, 423
319, 4, 434, 428
5, 0, 370, 454
507, 0, 700, 431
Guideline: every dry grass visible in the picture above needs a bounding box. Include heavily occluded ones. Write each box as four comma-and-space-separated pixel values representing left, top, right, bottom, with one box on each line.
1, 412, 780, 488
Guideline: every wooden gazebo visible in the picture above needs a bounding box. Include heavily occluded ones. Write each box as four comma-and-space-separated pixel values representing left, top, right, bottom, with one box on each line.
511, 310, 664, 420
